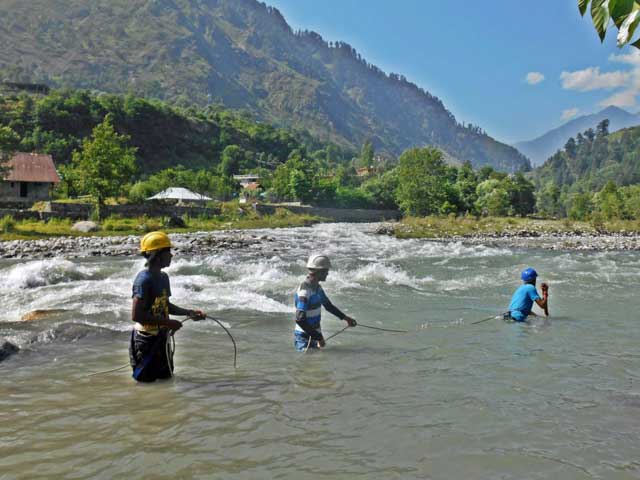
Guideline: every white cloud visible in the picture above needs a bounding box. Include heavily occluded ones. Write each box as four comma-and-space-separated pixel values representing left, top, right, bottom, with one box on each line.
561, 108, 579, 121
562, 50, 640, 111
560, 67, 630, 91
609, 49, 640, 67
525, 72, 545, 85
599, 89, 637, 107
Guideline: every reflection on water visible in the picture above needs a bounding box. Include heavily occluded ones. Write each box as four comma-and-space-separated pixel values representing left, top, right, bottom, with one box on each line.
1, 223, 639, 479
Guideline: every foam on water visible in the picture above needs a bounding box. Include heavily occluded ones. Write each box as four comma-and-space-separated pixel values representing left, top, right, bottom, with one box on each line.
342, 262, 433, 290
0, 258, 100, 290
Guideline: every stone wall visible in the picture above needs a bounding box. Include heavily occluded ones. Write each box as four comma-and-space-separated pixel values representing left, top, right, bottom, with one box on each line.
47, 202, 221, 219
256, 204, 402, 222
0, 181, 54, 203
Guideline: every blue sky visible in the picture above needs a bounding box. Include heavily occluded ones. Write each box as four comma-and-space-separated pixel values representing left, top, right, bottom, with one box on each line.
267, 0, 640, 144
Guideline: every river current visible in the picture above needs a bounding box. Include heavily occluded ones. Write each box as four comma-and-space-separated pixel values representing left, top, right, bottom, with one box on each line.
1, 223, 639, 479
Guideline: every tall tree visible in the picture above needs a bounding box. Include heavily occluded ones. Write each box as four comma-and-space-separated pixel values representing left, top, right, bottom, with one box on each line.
395, 147, 454, 216
358, 140, 374, 168
69, 114, 137, 217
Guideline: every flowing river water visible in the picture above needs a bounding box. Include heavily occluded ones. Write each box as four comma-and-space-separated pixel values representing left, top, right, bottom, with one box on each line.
1, 223, 639, 479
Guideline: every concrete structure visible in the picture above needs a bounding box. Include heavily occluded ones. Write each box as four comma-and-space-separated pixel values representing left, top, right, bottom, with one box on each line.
1, 153, 60, 203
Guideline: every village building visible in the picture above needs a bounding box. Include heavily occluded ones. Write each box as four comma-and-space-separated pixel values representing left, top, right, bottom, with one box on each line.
233, 174, 261, 188
1, 152, 60, 203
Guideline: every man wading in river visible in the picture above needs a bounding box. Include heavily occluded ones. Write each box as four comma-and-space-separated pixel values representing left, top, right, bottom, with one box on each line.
129, 231, 205, 382
506, 267, 549, 322
294, 254, 357, 351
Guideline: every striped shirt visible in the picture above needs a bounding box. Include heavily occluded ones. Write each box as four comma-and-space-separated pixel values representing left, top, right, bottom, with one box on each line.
294, 276, 345, 334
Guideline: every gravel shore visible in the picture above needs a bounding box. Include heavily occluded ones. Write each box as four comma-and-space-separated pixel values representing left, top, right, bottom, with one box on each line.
374, 224, 640, 251
0, 231, 277, 260
2, 225, 640, 260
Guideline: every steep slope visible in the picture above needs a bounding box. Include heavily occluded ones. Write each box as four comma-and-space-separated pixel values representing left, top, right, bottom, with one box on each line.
0, 0, 530, 171
515, 106, 640, 166
533, 125, 640, 192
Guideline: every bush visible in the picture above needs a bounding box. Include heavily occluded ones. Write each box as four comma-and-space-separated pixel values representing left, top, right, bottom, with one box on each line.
102, 215, 138, 231
0, 215, 16, 233
138, 216, 162, 232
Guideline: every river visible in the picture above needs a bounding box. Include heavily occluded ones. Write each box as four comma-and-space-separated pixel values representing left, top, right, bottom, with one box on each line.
1, 223, 639, 479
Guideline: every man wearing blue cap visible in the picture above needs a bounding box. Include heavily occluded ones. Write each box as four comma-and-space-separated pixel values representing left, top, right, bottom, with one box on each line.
506, 268, 549, 322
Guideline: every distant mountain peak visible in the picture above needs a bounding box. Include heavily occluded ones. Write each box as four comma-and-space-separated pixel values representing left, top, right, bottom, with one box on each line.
515, 106, 640, 166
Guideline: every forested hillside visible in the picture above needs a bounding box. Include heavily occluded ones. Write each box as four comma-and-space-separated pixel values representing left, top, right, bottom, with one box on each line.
0, 0, 530, 172
533, 120, 640, 219
0, 89, 351, 173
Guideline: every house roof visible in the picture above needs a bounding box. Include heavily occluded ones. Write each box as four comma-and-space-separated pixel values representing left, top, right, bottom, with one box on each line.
4, 153, 61, 183
146, 187, 211, 201
243, 182, 262, 190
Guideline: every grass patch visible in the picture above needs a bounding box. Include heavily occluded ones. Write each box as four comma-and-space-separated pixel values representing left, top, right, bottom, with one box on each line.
393, 216, 640, 239
0, 206, 322, 241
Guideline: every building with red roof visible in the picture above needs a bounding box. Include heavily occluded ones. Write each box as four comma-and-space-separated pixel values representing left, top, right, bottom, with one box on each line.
1, 152, 60, 203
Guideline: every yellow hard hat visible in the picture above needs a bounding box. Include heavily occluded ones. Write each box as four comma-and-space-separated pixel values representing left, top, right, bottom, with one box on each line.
140, 231, 172, 253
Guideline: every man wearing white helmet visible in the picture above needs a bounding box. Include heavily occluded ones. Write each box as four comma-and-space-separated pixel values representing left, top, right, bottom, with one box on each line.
294, 253, 357, 351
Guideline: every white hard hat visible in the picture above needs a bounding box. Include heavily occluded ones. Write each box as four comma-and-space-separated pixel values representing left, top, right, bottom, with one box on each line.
306, 253, 331, 270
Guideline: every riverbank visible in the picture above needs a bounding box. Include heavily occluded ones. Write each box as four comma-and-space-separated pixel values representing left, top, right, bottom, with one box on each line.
380, 216, 640, 251
0, 207, 320, 242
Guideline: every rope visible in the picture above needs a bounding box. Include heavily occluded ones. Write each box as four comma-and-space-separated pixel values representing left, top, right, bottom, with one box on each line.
86, 363, 130, 377
206, 315, 238, 368
324, 325, 350, 342
356, 323, 408, 333
471, 312, 507, 325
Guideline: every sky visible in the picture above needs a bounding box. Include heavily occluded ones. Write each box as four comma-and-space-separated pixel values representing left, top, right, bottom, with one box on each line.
266, 0, 640, 144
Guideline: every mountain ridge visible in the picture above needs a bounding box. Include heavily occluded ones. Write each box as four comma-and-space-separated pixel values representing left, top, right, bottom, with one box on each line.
514, 106, 640, 167
0, 0, 530, 172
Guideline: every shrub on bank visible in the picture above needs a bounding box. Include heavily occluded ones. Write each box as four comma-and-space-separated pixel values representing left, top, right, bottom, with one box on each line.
0, 215, 16, 233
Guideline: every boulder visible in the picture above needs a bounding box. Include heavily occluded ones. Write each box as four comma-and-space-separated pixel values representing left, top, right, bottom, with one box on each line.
164, 215, 187, 228
72, 221, 99, 233
0, 340, 19, 362
21, 309, 69, 321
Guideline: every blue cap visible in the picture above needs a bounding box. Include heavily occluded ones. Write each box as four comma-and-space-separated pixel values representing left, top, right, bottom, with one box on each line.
521, 268, 538, 282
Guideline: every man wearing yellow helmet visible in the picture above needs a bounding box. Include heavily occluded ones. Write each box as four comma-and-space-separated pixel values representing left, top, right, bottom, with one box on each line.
129, 231, 205, 382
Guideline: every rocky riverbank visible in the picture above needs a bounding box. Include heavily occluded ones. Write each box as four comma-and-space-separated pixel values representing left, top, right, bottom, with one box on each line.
376, 223, 640, 251
0, 231, 277, 259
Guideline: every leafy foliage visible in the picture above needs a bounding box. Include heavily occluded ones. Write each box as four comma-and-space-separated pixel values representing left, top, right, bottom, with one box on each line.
67, 114, 137, 215
578, 0, 640, 48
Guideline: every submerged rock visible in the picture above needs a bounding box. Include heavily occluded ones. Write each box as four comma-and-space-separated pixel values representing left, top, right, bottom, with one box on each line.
21, 309, 70, 321
0, 340, 19, 362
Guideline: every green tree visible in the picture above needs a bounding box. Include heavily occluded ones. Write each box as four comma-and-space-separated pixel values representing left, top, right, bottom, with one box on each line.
69, 114, 137, 217
219, 145, 244, 177
0, 125, 21, 176
594, 180, 627, 219
396, 147, 453, 216
358, 140, 374, 168
568, 192, 594, 220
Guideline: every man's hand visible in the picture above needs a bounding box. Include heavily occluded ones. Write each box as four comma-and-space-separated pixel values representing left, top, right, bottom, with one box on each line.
344, 316, 357, 327
541, 283, 549, 295
317, 337, 326, 348
167, 319, 183, 331
189, 309, 206, 321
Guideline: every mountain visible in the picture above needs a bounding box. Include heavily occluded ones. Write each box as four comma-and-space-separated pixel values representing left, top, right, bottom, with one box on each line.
0, 0, 530, 172
533, 124, 640, 192
515, 106, 640, 166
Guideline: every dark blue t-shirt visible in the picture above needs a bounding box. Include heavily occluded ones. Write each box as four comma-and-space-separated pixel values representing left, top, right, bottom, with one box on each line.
508, 283, 540, 322
132, 270, 171, 319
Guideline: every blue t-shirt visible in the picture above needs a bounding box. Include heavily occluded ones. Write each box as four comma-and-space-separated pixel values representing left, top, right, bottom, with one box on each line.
508, 284, 540, 322
132, 270, 171, 320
